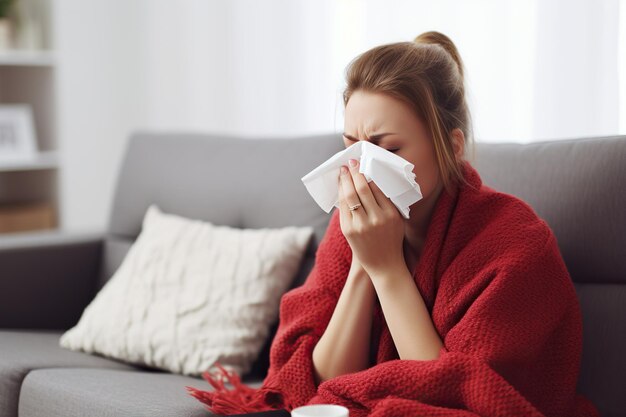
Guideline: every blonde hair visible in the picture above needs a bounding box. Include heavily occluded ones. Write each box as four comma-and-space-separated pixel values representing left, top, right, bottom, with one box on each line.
343, 31, 476, 195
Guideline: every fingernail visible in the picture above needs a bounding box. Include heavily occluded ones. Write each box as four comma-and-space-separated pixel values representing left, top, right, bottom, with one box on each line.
340, 166, 348, 174
348, 159, 357, 167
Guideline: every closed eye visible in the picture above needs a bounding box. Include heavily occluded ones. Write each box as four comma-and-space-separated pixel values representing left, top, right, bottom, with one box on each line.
343, 136, 400, 153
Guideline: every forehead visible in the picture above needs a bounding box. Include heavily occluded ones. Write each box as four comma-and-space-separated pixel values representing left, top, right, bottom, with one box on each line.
344, 90, 416, 134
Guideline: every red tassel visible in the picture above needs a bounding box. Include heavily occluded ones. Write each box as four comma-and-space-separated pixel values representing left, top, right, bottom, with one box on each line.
185, 362, 288, 415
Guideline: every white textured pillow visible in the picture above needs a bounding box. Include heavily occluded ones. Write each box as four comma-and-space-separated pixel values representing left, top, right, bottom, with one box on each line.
60, 204, 314, 377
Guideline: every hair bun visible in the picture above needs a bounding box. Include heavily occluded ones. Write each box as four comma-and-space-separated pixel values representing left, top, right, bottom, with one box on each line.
414, 31, 464, 80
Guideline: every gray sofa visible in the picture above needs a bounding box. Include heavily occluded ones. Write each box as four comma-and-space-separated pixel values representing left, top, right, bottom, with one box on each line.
1, 132, 624, 417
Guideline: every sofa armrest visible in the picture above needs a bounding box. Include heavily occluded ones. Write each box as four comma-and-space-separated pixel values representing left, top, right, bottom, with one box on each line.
0, 230, 105, 330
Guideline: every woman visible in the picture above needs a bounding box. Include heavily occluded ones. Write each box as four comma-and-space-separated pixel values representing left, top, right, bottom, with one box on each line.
187, 31, 599, 417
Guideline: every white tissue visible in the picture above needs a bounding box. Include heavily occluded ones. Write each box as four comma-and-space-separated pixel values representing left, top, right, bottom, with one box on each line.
301, 141, 423, 219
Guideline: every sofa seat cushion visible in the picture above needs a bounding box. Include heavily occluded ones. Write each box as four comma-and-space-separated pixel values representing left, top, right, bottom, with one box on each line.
0, 330, 139, 417
18, 367, 265, 417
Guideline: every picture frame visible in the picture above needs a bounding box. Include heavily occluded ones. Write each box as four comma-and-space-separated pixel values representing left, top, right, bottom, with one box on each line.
0, 104, 38, 162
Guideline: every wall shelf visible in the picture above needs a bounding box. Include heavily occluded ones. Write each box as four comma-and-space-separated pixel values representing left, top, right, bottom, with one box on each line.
0, 50, 55, 67
0, 0, 58, 234
0, 151, 59, 172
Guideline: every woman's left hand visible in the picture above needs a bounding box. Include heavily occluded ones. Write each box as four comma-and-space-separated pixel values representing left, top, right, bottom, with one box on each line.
337, 158, 406, 278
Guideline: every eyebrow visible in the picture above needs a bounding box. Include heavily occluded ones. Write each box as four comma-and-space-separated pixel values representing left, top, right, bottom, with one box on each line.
342, 132, 397, 144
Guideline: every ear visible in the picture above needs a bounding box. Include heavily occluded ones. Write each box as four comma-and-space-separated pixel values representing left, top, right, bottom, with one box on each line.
451, 128, 465, 162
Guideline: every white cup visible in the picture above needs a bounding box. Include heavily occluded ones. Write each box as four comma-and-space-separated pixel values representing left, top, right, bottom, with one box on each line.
291, 404, 349, 417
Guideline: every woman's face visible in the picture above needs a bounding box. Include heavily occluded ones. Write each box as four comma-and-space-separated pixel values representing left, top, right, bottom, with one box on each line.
342, 89, 443, 205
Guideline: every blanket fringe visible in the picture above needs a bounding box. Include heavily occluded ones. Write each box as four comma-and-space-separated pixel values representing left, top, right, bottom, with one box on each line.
185, 361, 285, 415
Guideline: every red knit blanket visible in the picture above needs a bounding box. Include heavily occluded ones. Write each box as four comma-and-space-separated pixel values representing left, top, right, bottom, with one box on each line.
186, 160, 600, 417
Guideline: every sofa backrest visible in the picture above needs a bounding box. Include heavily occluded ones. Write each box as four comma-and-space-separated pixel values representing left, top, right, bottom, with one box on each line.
472, 135, 626, 417
101, 132, 344, 287
102, 132, 625, 416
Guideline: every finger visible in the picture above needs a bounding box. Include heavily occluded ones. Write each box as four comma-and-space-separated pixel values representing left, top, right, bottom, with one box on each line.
337, 171, 351, 226
367, 179, 394, 210
346, 159, 382, 216
340, 165, 367, 217
369, 180, 403, 217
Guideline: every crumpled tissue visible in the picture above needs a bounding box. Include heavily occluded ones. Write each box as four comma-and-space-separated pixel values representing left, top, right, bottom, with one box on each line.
301, 140, 423, 219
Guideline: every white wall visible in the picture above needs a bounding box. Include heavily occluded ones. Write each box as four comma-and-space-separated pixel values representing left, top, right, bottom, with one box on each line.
138, 0, 339, 137
55, 1, 148, 232
54, 0, 626, 232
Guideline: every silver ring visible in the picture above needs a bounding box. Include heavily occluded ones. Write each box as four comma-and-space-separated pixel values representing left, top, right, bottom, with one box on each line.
349, 203, 362, 211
